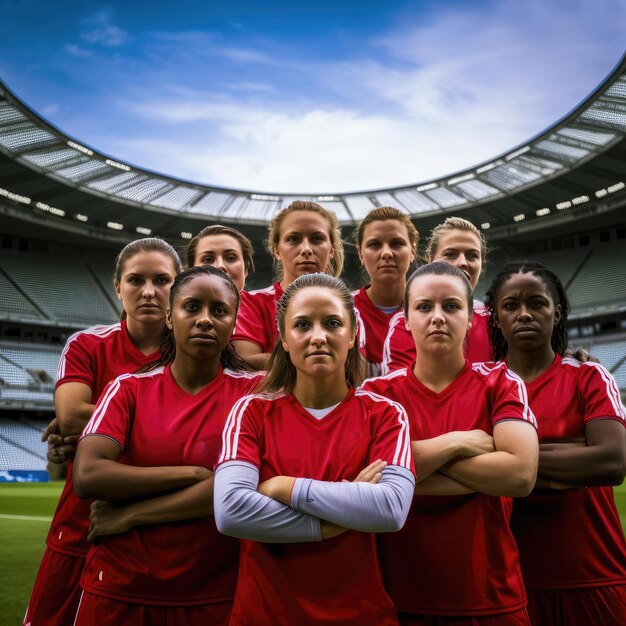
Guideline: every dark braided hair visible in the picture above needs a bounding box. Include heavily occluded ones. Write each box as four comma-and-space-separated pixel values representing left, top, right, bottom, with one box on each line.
142, 265, 249, 372
485, 261, 569, 361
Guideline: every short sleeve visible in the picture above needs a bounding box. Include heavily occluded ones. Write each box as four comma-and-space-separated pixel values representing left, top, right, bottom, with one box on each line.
578, 363, 626, 425
358, 391, 415, 474
232, 292, 275, 352
217, 395, 265, 468
382, 314, 414, 374
81, 375, 136, 448
56, 332, 95, 390
490, 366, 537, 429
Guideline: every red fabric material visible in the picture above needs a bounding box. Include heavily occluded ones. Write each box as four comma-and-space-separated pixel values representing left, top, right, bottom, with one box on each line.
24, 548, 84, 626
73, 590, 232, 626
231, 283, 283, 352
364, 362, 535, 616
511, 355, 626, 589
353, 285, 400, 376
79, 365, 262, 605
382, 301, 492, 374
218, 388, 414, 626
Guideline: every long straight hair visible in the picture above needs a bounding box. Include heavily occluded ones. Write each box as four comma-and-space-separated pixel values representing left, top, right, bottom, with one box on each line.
257, 273, 362, 394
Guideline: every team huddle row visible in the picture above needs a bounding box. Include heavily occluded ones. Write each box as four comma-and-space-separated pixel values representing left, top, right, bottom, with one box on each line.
25, 202, 626, 626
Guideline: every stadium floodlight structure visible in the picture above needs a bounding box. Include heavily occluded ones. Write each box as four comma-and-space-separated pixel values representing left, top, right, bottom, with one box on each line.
0, 53, 625, 243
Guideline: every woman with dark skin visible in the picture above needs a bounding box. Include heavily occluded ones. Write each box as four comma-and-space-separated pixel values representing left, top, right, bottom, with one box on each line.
72, 266, 261, 626
486, 261, 626, 626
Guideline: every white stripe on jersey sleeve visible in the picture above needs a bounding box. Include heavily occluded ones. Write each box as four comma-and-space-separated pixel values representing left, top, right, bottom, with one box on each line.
354, 306, 367, 350
57, 323, 121, 381
355, 389, 412, 469
472, 361, 537, 427
82, 374, 129, 436
219, 391, 284, 464
248, 284, 278, 296
223, 369, 265, 380
503, 369, 537, 427
81, 367, 164, 436
380, 311, 405, 376
584, 362, 626, 420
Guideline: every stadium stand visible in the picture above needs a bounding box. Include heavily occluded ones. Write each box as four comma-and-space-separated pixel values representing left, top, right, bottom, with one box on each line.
0, 418, 47, 470
0, 250, 118, 327
565, 239, 626, 317
0, 57, 625, 479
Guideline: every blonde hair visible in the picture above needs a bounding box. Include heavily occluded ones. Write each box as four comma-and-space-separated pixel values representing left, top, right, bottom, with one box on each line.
427, 217, 487, 270
355, 206, 419, 252
267, 200, 344, 278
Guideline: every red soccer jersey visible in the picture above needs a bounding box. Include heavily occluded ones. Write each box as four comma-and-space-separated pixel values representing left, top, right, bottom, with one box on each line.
364, 361, 537, 616
80, 365, 262, 605
231, 282, 283, 353
353, 285, 400, 377
510, 354, 626, 590
218, 388, 414, 626
381, 301, 492, 374
48, 321, 161, 557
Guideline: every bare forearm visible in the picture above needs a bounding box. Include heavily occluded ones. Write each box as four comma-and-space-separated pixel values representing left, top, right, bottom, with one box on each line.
441, 452, 536, 497
414, 472, 476, 496
74, 457, 205, 501
538, 444, 626, 486
57, 403, 95, 437
123, 478, 214, 527
411, 434, 464, 480
232, 341, 270, 371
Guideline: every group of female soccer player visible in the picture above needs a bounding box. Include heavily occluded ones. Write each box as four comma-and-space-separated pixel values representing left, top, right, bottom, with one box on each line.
24, 201, 626, 626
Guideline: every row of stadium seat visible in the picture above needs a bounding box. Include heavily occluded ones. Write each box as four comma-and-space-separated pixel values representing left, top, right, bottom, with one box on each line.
0, 419, 48, 470
475, 238, 626, 316
2, 238, 625, 327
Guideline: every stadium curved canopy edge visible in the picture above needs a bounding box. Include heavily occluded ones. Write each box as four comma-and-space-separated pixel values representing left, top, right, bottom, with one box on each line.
0, 52, 625, 229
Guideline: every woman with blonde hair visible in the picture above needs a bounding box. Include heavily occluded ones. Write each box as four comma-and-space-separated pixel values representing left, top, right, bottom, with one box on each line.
232, 200, 344, 370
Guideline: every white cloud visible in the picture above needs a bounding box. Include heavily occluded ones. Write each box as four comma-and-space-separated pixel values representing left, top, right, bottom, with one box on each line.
42, 103, 59, 116
83, 0, 626, 192
64, 43, 93, 58
81, 9, 131, 47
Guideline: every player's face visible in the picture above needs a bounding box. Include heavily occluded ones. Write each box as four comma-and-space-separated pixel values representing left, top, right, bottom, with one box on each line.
432, 230, 482, 289
494, 271, 561, 352
193, 234, 248, 292
358, 219, 415, 285
274, 211, 335, 285
406, 274, 471, 356
167, 273, 237, 359
115, 251, 176, 326
281, 286, 355, 380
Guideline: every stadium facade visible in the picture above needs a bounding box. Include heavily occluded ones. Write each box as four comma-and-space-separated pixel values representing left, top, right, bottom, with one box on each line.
0, 54, 625, 472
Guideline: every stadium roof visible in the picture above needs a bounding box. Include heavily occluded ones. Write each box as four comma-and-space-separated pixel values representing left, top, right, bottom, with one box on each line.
0, 52, 625, 242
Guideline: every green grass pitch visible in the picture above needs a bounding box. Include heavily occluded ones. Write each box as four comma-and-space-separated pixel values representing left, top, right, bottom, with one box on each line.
1, 482, 626, 626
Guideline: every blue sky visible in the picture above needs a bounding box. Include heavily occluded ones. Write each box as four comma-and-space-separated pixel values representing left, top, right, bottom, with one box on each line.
1, 0, 624, 193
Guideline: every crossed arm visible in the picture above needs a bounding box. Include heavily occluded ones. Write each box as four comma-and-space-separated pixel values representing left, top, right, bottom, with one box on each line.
535, 419, 626, 488
411, 421, 539, 497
